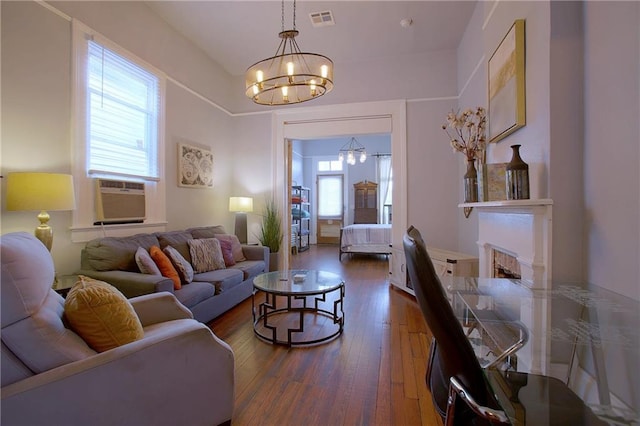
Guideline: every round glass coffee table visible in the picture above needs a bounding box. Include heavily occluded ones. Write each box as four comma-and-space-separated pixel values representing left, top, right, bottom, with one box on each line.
252, 269, 345, 346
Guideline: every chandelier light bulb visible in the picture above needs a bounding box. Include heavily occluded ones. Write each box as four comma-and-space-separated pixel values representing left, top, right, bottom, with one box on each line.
287, 62, 295, 84
321, 65, 328, 78
310, 80, 317, 97
338, 152, 344, 162
281, 86, 289, 103
347, 150, 355, 164
360, 151, 367, 163
256, 70, 264, 83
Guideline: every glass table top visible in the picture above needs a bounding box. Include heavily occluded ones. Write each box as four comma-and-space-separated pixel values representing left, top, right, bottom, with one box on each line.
444, 277, 640, 425
253, 270, 344, 295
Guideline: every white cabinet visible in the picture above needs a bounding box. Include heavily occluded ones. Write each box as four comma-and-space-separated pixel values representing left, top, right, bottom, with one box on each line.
389, 247, 406, 290
390, 246, 478, 295
427, 247, 479, 278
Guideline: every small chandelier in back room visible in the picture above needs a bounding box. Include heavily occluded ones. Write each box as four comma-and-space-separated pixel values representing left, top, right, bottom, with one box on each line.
245, 0, 334, 106
338, 137, 367, 165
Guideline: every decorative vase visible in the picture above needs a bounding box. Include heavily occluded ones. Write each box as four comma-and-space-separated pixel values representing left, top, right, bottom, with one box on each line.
463, 159, 479, 203
506, 144, 530, 200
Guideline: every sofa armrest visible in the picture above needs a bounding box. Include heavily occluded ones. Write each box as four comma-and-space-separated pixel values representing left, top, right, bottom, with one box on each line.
242, 244, 269, 264
129, 293, 193, 326
76, 269, 174, 298
1, 320, 235, 426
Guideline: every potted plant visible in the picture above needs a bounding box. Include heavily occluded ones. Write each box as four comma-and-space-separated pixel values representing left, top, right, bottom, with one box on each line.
257, 198, 283, 271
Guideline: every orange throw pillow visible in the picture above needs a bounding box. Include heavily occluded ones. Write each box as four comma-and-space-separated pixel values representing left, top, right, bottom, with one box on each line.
149, 245, 181, 290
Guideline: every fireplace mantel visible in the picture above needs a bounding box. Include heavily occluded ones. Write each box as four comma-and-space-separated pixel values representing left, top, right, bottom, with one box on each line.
460, 199, 553, 288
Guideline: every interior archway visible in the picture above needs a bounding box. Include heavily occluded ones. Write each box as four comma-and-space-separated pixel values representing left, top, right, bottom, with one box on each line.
273, 100, 407, 271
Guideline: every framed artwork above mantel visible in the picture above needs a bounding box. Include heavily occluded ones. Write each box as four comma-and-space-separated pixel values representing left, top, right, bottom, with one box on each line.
488, 19, 526, 143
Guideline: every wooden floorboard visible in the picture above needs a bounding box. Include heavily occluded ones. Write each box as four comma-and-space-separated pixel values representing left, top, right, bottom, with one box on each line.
209, 245, 444, 426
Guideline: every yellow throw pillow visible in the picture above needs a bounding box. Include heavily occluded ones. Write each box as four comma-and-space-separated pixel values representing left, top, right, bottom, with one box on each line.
64, 276, 144, 353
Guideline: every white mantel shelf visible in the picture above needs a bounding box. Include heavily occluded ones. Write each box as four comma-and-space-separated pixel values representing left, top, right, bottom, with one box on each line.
458, 199, 553, 208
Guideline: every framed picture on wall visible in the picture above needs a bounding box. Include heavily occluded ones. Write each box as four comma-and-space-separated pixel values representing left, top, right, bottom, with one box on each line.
488, 19, 526, 143
178, 142, 214, 188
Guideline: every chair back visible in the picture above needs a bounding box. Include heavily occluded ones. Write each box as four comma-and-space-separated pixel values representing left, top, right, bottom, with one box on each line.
403, 226, 500, 421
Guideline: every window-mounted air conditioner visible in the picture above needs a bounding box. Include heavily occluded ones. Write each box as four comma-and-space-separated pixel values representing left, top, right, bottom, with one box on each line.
94, 179, 146, 225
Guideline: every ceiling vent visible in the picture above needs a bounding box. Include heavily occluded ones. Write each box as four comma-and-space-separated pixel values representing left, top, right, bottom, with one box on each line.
309, 10, 335, 27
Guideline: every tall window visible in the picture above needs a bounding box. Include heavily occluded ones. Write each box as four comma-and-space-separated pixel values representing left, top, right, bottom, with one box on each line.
317, 174, 344, 218
86, 41, 160, 180
72, 20, 166, 231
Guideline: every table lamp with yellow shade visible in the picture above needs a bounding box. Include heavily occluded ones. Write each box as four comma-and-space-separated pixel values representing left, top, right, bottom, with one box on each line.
6, 172, 76, 251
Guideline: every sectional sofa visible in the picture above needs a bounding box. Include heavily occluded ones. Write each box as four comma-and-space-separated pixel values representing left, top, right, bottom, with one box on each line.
77, 225, 269, 323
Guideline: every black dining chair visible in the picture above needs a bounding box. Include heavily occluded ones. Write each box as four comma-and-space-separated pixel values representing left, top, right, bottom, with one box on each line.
403, 226, 607, 426
403, 226, 508, 425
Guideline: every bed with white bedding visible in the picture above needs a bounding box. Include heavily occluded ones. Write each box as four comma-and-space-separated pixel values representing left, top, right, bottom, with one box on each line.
339, 224, 392, 261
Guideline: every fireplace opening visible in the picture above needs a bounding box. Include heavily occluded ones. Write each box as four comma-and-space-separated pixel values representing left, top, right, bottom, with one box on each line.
493, 249, 522, 279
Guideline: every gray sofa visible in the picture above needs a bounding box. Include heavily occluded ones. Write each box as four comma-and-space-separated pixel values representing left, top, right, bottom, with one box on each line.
78, 225, 269, 323
2, 232, 235, 426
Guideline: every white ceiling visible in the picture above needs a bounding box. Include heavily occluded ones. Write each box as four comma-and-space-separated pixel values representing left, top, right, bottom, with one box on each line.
146, 1, 477, 77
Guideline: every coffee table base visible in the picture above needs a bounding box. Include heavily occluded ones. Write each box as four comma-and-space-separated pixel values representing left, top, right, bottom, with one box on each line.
252, 285, 344, 347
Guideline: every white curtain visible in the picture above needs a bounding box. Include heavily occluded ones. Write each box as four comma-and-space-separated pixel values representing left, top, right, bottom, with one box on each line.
376, 156, 392, 224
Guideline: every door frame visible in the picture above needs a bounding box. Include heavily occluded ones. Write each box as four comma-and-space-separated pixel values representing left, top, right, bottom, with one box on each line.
273, 100, 407, 271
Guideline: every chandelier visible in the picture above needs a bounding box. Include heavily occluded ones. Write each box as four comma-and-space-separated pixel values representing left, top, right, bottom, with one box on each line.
245, 0, 334, 106
338, 137, 367, 165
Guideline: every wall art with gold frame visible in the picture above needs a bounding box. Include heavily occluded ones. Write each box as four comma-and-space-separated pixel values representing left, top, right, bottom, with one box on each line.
178, 142, 214, 188
488, 19, 526, 143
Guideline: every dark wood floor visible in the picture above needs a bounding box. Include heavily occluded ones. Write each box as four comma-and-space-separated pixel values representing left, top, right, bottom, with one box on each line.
209, 244, 443, 426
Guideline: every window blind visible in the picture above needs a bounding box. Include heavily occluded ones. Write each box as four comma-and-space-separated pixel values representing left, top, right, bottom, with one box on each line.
318, 175, 343, 217
87, 40, 160, 180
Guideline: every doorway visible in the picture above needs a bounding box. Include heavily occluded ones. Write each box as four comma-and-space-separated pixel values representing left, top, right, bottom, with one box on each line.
274, 100, 407, 272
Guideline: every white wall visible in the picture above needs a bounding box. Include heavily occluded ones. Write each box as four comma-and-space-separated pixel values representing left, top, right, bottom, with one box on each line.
230, 113, 274, 243
549, 1, 585, 283
406, 99, 460, 252
1, 1, 75, 274
454, 1, 487, 254
455, 1, 589, 283
583, 2, 640, 300
455, 1, 640, 298
4, 1, 638, 299
1, 1, 237, 274
229, 49, 460, 114
1, 0, 475, 279
456, 1, 554, 256
163, 82, 235, 232
53, 1, 233, 108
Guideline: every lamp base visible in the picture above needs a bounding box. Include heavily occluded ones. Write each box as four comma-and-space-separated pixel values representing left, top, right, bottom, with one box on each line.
234, 212, 248, 244
35, 210, 53, 251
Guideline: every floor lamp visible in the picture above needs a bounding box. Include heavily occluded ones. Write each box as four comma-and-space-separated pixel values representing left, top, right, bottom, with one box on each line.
229, 196, 253, 244
6, 172, 76, 251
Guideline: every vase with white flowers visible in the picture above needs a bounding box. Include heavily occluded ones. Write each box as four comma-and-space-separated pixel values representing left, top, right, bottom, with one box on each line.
442, 107, 487, 202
